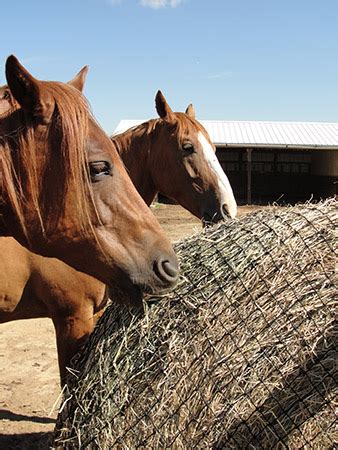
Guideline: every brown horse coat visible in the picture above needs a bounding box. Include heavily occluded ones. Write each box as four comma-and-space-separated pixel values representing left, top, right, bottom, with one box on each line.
1, 90, 237, 384
0, 56, 178, 290
112, 90, 237, 222
0, 238, 106, 383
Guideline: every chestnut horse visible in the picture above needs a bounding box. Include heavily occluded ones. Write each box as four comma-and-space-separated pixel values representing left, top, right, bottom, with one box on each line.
0, 58, 180, 385
0, 56, 178, 294
0, 88, 236, 385
112, 90, 237, 222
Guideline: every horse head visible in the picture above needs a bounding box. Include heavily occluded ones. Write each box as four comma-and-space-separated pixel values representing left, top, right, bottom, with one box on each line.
151, 90, 237, 224
0, 56, 178, 303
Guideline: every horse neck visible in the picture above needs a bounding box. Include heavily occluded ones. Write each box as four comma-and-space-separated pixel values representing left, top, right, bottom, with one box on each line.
112, 121, 159, 205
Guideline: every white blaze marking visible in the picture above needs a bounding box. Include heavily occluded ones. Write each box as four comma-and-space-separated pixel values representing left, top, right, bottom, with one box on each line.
198, 131, 237, 218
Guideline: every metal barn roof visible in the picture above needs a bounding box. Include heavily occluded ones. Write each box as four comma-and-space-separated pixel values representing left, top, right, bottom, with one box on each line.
113, 120, 338, 150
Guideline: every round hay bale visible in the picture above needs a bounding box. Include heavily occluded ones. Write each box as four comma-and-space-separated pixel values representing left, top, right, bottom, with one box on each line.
55, 200, 337, 449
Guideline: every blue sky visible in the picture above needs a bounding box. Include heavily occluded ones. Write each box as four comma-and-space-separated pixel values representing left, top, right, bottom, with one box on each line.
1, 0, 337, 132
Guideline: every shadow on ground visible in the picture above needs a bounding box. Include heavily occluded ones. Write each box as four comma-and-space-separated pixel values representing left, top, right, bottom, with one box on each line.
0, 432, 53, 450
0, 409, 55, 424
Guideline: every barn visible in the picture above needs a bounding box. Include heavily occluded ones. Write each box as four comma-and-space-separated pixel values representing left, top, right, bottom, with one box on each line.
114, 120, 338, 204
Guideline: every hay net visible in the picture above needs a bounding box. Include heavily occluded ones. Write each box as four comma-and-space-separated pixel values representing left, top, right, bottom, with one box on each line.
55, 199, 337, 449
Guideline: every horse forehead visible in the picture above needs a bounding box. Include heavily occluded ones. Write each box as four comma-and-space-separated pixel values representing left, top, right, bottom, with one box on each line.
197, 131, 215, 152
177, 116, 211, 143
87, 126, 118, 162
175, 117, 201, 140
190, 127, 213, 154
87, 133, 110, 158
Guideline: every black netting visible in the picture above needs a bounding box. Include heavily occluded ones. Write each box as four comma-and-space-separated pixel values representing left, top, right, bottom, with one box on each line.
54, 199, 337, 449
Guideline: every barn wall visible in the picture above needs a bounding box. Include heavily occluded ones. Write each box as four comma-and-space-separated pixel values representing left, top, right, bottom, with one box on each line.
217, 147, 337, 204
311, 150, 338, 176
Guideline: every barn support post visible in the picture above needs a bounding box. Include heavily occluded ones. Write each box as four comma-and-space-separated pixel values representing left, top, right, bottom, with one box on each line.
246, 148, 252, 204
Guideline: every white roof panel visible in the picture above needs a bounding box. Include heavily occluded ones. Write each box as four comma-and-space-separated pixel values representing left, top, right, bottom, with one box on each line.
113, 120, 338, 149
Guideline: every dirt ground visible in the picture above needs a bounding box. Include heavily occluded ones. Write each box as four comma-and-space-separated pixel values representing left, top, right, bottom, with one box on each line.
0, 204, 261, 449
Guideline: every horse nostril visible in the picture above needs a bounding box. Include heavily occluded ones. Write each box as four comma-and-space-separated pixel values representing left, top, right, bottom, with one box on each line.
202, 210, 222, 225
222, 200, 237, 219
222, 204, 231, 218
202, 212, 212, 224
153, 258, 179, 286
162, 260, 178, 278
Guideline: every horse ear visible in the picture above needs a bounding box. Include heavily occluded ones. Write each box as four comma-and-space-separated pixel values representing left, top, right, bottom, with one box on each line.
155, 90, 174, 120
5, 55, 54, 124
185, 103, 195, 119
68, 65, 88, 92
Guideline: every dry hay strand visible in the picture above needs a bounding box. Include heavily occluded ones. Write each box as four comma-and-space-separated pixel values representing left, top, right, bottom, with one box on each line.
55, 199, 337, 449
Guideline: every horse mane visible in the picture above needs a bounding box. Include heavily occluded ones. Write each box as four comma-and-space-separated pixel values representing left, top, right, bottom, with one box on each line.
112, 113, 209, 156
112, 119, 158, 155
0, 82, 95, 241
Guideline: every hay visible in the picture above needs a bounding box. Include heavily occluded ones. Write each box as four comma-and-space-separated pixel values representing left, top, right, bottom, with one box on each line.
55, 199, 337, 449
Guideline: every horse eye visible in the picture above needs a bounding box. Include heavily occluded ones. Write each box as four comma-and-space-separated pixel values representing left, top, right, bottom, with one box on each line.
89, 161, 112, 182
3, 90, 11, 101
182, 142, 194, 154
